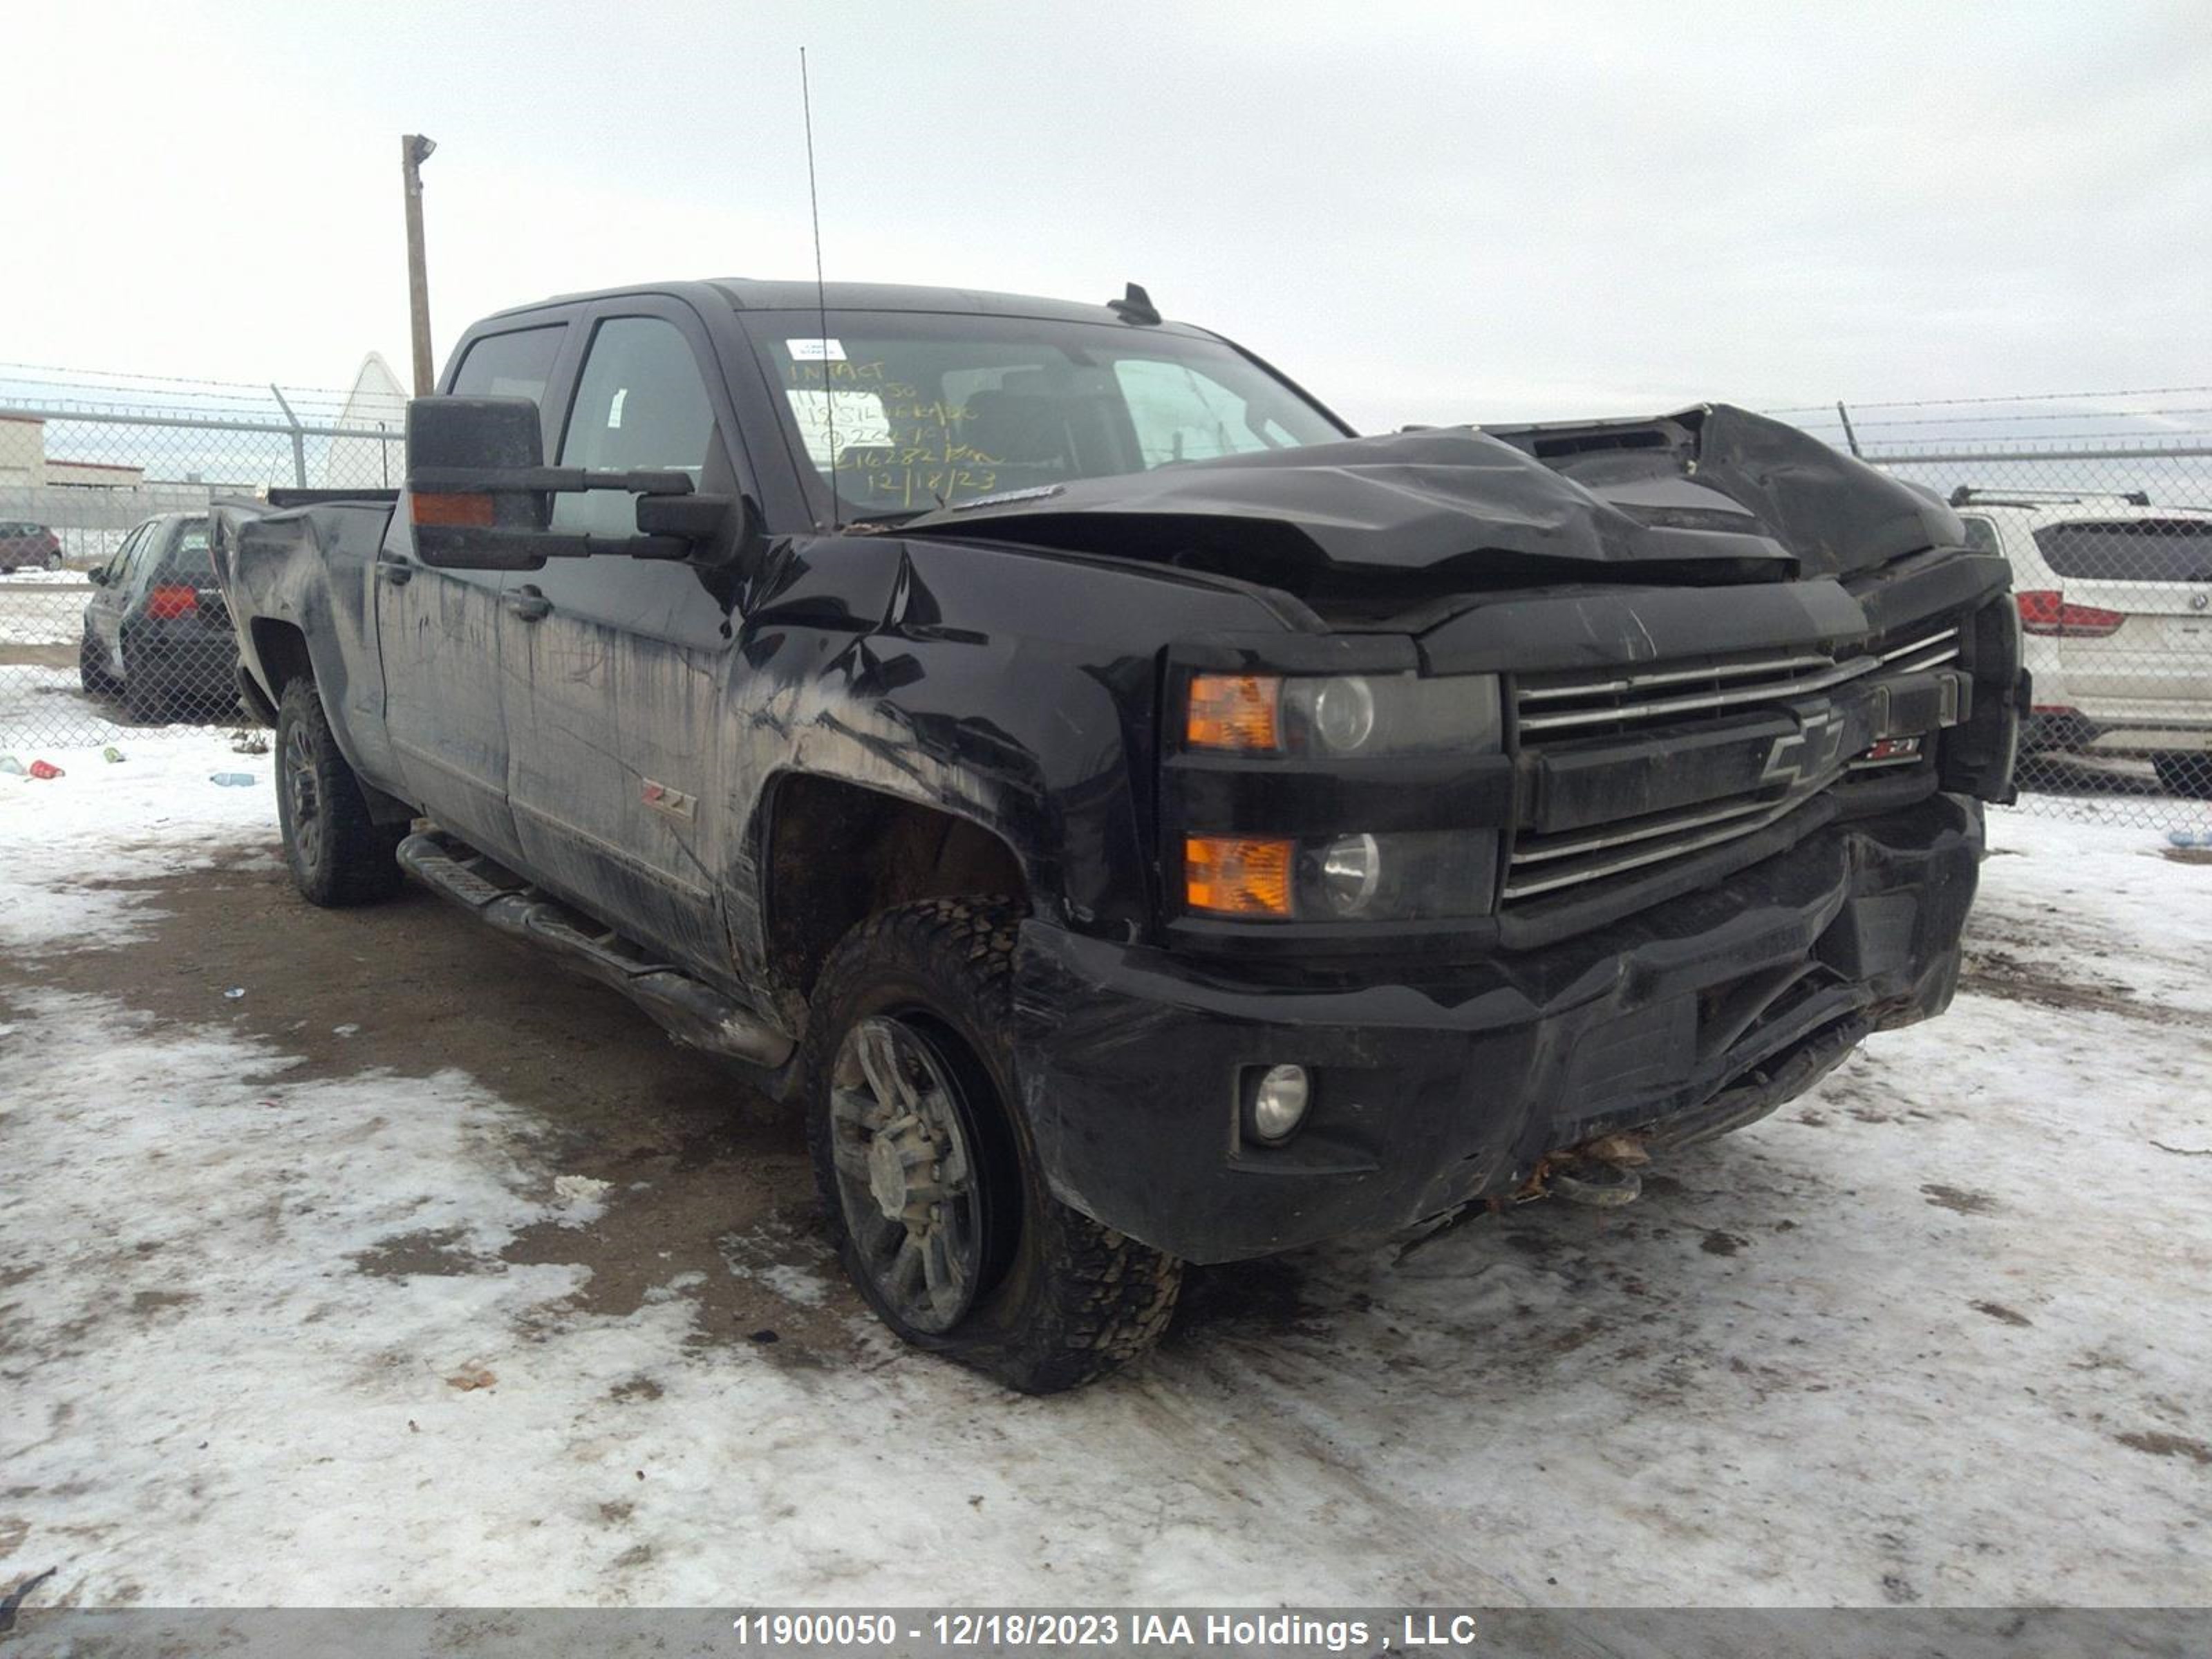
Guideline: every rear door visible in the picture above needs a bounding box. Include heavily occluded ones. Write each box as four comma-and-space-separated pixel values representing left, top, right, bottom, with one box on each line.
87, 522, 149, 666
98, 518, 169, 664
377, 320, 572, 863
2038, 516, 2212, 709
497, 301, 740, 975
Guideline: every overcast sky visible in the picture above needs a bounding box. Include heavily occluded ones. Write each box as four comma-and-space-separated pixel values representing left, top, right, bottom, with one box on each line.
5, 0, 2206, 430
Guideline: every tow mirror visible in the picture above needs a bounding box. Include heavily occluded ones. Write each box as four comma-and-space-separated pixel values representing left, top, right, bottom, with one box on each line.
405, 397, 558, 571
404, 395, 754, 572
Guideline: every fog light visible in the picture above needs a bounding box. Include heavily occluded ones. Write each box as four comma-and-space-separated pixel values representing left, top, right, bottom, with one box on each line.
1249, 1064, 1311, 1145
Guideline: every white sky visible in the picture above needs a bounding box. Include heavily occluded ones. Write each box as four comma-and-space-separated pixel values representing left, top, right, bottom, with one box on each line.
4, 0, 2207, 429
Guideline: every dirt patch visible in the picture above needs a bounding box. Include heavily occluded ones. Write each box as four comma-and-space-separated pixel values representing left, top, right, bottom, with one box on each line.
2163, 847, 2212, 868
1921, 1183, 1998, 1217
0, 852, 865, 1367
127, 1290, 196, 1317
0, 642, 74, 670
1970, 1300, 2032, 1328
1959, 947, 2167, 1024
2115, 1430, 2212, 1466
350, 1228, 488, 1279
1166, 1255, 1328, 1347
1700, 1230, 1748, 1257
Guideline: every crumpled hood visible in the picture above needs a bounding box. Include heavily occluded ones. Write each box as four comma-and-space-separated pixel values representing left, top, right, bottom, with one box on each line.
900, 404, 1965, 610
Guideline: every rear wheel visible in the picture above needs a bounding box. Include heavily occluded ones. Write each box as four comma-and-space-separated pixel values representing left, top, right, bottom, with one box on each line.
121, 648, 169, 724
43, 550, 62, 571
276, 677, 406, 906
2153, 753, 2212, 800
803, 898, 1183, 1393
77, 628, 118, 695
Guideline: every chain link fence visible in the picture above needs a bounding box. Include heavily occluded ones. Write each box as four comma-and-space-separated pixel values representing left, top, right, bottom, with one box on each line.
1785, 391, 2212, 830
1, 366, 2207, 832
0, 365, 402, 760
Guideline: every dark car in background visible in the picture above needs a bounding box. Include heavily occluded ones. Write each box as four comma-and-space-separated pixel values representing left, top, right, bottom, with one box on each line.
0, 519, 64, 572
79, 513, 238, 722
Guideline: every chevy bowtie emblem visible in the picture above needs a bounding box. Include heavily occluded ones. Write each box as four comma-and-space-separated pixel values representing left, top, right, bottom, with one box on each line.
1761, 709, 1848, 789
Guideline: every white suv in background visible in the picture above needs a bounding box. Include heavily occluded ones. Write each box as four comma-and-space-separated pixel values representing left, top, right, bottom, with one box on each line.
1951, 489, 2212, 799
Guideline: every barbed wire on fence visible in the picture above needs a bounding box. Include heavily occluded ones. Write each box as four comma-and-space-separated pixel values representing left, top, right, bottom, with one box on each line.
1, 368, 2207, 831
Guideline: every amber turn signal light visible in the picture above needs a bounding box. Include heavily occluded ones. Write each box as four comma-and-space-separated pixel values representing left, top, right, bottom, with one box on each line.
1185, 674, 1282, 752
1185, 835, 1294, 917
413, 491, 496, 527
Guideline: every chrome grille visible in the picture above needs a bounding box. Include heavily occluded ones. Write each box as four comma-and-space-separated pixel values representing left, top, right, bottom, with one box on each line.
1505, 626, 1960, 903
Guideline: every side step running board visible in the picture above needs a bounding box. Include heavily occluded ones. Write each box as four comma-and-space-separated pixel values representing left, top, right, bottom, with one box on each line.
397, 829, 797, 1072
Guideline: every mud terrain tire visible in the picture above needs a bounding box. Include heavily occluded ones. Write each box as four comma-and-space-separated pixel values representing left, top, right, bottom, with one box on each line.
803, 897, 1182, 1393
276, 677, 406, 907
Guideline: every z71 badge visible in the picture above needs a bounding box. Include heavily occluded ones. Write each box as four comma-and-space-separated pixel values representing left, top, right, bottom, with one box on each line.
640, 780, 696, 821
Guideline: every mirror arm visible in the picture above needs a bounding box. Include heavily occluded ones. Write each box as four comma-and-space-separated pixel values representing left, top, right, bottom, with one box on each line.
407, 465, 695, 497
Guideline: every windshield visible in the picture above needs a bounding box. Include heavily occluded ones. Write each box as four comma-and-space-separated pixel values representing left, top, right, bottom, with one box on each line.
744, 310, 1348, 520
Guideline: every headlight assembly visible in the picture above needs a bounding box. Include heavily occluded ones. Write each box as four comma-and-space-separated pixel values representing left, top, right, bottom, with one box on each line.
1184, 672, 1499, 757
1185, 830, 1494, 921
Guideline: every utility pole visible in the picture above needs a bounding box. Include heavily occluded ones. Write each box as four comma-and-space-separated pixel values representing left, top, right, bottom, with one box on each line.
400, 134, 438, 396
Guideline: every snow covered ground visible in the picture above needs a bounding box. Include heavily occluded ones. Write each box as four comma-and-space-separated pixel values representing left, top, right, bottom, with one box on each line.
2, 735, 2208, 1613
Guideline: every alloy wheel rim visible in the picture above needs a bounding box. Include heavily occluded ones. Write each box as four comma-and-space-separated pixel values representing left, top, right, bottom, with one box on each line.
827, 1015, 986, 1334
283, 724, 322, 869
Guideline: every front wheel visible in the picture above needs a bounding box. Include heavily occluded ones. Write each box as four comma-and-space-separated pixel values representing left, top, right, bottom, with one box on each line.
2153, 753, 2212, 800
803, 899, 1183, 1394
43, 551, 62, 571
275, 677, 406, 906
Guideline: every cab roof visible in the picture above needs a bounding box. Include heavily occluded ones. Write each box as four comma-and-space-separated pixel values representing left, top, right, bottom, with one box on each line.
484, 278, 1182, 330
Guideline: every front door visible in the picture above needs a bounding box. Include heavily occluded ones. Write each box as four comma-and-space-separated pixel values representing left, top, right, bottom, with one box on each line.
376, 321, 571, 863
497, 306, 738, 975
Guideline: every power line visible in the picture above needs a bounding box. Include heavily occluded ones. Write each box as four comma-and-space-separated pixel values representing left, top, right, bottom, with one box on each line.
0, 359, 364, 400
1765, 385, 2212, 416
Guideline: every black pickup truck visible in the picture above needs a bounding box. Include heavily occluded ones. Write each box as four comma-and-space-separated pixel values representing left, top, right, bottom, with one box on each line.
212, 279, 2023, 1391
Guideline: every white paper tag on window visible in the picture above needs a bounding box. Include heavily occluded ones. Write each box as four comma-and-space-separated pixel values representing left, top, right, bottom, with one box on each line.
788, 338, 847, 362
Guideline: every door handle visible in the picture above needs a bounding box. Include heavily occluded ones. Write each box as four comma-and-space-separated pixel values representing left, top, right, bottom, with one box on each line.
505, 585, 552, 622
375, 559, 413, 587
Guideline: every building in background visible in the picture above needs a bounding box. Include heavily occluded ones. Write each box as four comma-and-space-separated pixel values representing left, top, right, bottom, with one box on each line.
0, 412, 147, 491
0, 413, 39, 488
324, 352, 408, 489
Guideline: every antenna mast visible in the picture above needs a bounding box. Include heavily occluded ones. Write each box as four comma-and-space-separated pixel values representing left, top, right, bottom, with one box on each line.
800, 48, 840, 532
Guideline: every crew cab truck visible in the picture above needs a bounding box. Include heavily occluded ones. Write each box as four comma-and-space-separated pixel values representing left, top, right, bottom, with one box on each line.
214, 280, 2025, 1392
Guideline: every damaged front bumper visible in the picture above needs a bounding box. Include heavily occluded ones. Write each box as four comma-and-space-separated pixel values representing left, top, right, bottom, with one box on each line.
1012, 792, 1982, 1264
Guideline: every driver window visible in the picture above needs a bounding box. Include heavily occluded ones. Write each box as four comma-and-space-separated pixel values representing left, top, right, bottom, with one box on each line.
554, 317, 716, 541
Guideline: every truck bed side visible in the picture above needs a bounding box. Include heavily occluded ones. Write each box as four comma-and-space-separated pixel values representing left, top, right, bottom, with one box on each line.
212, 496, 404, 798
